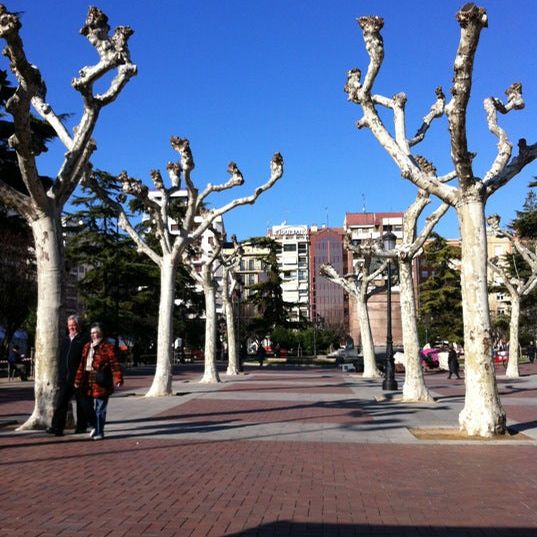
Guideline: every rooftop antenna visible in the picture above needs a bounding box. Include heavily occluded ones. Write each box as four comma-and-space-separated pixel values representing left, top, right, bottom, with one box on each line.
362, 193, 367, 213
325, 207, 329, 228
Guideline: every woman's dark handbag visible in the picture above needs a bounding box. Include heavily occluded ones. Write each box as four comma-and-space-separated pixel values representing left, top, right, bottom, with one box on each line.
94, 363, 113, 387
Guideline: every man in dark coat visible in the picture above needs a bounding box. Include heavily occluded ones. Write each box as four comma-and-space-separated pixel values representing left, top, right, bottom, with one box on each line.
47, 315, 88, 436
447, 344, 461, 379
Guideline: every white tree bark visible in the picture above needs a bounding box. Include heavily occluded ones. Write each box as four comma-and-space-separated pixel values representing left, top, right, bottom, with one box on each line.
145, 255, 175, 396
320, 260, 385, 378
399, 260, 433, 402
224, 285, 239, 375
199, 268, 220, 383
356, 294, 378, 377
0, 6, 136, 429
346, 4, 537, 435
221, 256, 241, 376
22, 216, 64, 428
457, 199, 505, 435
487, 214, 537, 378
90, 144, 283, 395
506, 294, 520, 378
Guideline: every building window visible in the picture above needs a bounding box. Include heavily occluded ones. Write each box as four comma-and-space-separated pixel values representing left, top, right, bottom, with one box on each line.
284, 244, 297, 252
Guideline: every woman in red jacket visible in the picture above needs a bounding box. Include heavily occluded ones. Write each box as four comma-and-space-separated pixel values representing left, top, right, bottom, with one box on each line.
75, 323, 123, 440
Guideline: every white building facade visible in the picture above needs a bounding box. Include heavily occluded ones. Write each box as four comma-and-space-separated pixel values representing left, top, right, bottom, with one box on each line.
268, 224, 310, 323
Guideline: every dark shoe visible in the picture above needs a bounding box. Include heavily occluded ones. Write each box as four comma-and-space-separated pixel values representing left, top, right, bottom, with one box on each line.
46, 427, 63, 436
74, 428, 87, 434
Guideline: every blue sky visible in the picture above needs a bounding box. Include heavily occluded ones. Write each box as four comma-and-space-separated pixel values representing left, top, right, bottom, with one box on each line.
7, 0, 537, 240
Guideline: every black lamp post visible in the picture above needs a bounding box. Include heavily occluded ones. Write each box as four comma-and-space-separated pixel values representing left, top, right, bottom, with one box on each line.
237, 275, 243, 373
382, 226, 398, 391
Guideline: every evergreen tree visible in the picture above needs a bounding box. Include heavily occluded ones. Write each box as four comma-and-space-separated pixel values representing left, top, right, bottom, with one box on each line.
418, 233, 463, 344
0, 207, 36, 358
64, 171, 203, 354
0, 70, 53, 356
508, 183, 537, 344
244, 236, 289, 341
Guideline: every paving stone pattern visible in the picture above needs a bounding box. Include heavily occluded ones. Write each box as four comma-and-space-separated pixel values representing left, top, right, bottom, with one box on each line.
1, 364, 537, 536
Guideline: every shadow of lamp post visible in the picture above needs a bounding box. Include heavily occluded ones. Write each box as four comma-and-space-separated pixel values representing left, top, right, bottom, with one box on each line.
382, 225, 398, 391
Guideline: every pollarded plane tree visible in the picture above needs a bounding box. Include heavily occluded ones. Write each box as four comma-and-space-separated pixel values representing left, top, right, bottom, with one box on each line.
0, 6, 136, 429
89, 138, 283, 395
218, 236, 243, 376
487, 214, 537, 378
320, 251, 388, 379
345, 163, 450, 401
181, 226, 224, 383
345, 4, 537, 436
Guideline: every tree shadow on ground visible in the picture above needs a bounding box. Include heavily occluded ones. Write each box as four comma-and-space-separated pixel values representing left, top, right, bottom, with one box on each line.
224, 521, 536, 537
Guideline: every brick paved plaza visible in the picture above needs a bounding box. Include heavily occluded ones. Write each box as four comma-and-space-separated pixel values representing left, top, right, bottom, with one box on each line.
1, 364, 537, 536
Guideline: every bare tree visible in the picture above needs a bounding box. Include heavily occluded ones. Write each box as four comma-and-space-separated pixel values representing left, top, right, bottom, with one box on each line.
219, 237, 242, 376
90, 138, 283, 395
320, 254, 387, 378
0, 6, 136, 429
487, 214, 537, 378
345, 4, 537, 436
182, 230, 223, 383
343, 171, 449, 402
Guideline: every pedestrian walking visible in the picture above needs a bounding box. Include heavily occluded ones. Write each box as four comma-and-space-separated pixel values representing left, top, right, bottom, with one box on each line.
527, 341, 536, 364
74, 323, 123, 441
7, 344, 27, 381
256, 344, 266, 367
47, 315, 89, 436
447, 344, 461, 379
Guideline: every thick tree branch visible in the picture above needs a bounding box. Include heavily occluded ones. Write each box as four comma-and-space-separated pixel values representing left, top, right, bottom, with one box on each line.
488, 260, 518, 296
485, 139, 537, 197
31, 96, 73, 149
55, 8, 136, 196
0, 5, 47, 209
0, 177, 34, 219
191, 152, 284, 242
445, 4, 488, 187
85, 172, 162, 266
344, 25, 457, 205
409, 87, 446, 147
198, 162, 245, 206
482, 82, 524, 183
320, 263, 358, 297
73, 8, 136, 105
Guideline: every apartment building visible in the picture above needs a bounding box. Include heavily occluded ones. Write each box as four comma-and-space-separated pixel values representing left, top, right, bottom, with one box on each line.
343, 212, 404, 347
268, 224, 310, 323
308, 225, 348, 332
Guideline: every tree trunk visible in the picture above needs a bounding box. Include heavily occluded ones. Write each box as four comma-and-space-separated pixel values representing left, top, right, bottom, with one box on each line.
357, 296, 382, 378
224, 296, 239, 375
457, 199, 506, 436
506, 293, 520, 378
200, 281, 220, 383
399, 259, 434, 402
145, 257, 175, 397
18, 214, 64, 430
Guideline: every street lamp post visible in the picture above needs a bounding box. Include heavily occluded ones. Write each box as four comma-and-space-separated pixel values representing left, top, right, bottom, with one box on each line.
382, 226, 398, 391
237, 276, 243, 373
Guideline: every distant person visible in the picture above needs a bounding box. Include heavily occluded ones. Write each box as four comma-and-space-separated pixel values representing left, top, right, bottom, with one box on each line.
74, 323, 123, 441
447, 344, 461, 379
47, 315, 89, 436
131, 340, 141, 367
527, 341, 536, 364
8, 344, 26, 381
256, 344, 266, 367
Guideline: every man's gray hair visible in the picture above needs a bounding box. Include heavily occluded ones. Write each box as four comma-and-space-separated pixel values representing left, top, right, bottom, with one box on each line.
67, 314, 80, 326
